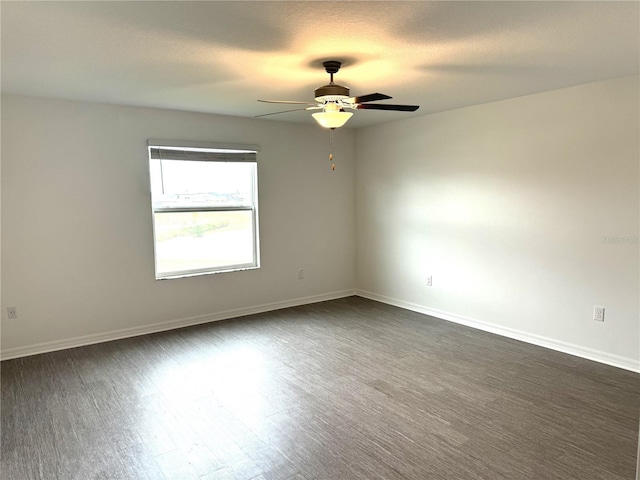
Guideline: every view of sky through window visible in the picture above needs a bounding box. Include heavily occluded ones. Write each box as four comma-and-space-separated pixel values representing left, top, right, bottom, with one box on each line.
150, 160, 254, 208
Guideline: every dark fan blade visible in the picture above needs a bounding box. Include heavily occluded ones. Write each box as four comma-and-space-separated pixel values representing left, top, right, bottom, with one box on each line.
255, 108, 309, 118
357, 103, 420, 112
258, 99, 313, 105
352, 93, 392, 103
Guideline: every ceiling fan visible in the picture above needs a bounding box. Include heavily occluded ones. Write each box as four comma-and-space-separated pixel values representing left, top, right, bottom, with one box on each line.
256, 60, 420, 129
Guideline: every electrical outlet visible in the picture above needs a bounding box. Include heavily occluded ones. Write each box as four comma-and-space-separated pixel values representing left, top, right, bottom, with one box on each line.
593, 306, 605, 322
298, 269, 304, 280
7, 306, 17, 319
427, 276, 433, 287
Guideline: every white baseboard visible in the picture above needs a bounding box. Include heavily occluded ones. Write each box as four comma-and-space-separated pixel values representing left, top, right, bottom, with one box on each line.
0, 290, 355, 361
356, 290, 640, 373
4, 289, 638, 373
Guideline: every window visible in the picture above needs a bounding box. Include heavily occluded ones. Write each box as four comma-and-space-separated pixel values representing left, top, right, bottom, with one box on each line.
148, 140, 260, 279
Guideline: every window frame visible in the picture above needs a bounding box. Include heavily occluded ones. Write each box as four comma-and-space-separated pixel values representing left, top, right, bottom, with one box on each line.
147, 140, 260, 280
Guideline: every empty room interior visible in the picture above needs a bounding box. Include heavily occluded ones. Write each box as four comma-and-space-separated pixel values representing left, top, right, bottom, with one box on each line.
1, 2, 639, 479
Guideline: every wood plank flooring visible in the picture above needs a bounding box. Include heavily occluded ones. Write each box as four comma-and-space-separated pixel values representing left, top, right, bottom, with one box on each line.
1, 296, 638, 479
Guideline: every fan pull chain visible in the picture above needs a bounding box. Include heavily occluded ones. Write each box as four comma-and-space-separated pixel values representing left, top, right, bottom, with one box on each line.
329, 128, 335, 171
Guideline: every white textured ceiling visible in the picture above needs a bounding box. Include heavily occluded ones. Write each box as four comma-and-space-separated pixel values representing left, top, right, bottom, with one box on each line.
2, 1, 639, 128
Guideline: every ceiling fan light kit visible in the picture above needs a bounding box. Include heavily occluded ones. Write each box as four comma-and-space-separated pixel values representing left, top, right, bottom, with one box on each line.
312, 103, 353, 129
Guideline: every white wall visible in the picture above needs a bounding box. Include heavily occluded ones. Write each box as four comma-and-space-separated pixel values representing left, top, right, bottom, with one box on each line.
356, 75, 640, 370
1, 95, 356, 357
3, 76, 639, 371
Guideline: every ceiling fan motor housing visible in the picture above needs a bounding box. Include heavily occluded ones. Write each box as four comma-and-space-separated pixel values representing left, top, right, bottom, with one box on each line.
314, 84, 350, 102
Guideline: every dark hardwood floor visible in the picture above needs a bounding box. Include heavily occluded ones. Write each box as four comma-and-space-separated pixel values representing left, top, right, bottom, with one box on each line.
1, 296, 638, 479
